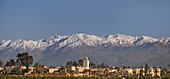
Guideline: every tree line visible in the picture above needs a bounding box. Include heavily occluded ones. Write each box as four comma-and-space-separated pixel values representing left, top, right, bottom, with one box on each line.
0, 52, 170, 78
66, 60, 108, 68
0, 52, 33, 74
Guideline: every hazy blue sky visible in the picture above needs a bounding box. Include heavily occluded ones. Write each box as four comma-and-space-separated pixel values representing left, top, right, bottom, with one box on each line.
0, 0, 170, 41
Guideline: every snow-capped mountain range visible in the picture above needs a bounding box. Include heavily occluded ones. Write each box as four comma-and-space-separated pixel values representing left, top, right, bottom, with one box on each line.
0, 33, 169, 51
0, 33, 170, 67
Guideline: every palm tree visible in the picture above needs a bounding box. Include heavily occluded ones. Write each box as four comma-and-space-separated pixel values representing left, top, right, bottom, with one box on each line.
78, 59, 83, 67
0, 60, 3, 67
73, 61, 78, 66
154, 68, 158, 77
139, 69, 143, 79
90, 62, 96, 68
66, 61, 73, 66
149, 70, 151, 77
145, 64, 149, 76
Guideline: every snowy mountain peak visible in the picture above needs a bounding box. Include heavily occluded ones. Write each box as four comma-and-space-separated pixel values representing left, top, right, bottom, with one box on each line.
49, 35, 68, 39
75, 33, 88, 36
116, 34, 130, 37
140, 36, 158, 42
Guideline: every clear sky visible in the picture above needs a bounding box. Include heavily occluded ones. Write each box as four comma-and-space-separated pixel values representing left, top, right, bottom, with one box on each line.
0, 0, 170, 41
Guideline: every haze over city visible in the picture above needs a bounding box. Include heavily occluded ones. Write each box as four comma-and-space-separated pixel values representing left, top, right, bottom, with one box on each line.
0, 0, 170, 41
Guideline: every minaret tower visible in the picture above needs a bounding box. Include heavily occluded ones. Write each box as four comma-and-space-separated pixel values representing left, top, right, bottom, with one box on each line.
83, 57, 89, 69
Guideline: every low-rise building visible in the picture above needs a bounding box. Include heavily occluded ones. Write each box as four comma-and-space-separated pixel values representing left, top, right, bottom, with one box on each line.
0, 67, 4, 70
66, 66, 77, 73
124, 68, 133, 75
48, 68, 59, 73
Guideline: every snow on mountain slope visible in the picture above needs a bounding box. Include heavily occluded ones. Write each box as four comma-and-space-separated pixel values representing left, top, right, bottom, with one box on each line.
158, 37, 170, 44
0, 39, 49, 50
48, 33, 104, 50
0, 40, 12, 47
0, 35, 69, 50
42, 35, 69, 45
106, 34, 139, 46
134, 36, 158, 45
0, 33, 169, 50
67, 33, 103, 47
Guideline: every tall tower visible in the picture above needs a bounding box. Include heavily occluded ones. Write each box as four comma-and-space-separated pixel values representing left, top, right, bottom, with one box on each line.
83, 57, 89, 69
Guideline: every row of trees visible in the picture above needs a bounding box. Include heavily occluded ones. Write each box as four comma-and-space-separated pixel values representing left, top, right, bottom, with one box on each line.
0, 52, 33, 73
66, 59, 83, 66
0, 52, 47, 75
0, 53, 170, 78
65, 59, 170, 78
143, 64, 169, 77
66, 60, 108, 68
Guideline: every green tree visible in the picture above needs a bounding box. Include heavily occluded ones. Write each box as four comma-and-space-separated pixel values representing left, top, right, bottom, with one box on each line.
66, 61, 72, 66
0, 60, 3, 67
73, 61, 78, 66
149, 70, 152, 77
16, 52, 33, 72
89, 62, 96, 68
123, 66, 127, 69
49, 66, 55, 68
101, 63, 105, 68
78, 59, 83, 67
139, 69, 143, 79
5, 59, 15, 66
145, 64, 149, 76
89, 62, 93, 68
34, 62, 43, 74
98, 63, 105, 68
154, 68, 158, 77
161, 68, 168, 77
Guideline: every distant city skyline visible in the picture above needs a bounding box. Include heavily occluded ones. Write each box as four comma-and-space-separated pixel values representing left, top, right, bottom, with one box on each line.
0, 0, 170, 41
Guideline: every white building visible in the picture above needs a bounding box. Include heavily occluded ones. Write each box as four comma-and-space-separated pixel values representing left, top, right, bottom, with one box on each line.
83, 57, 89, 69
